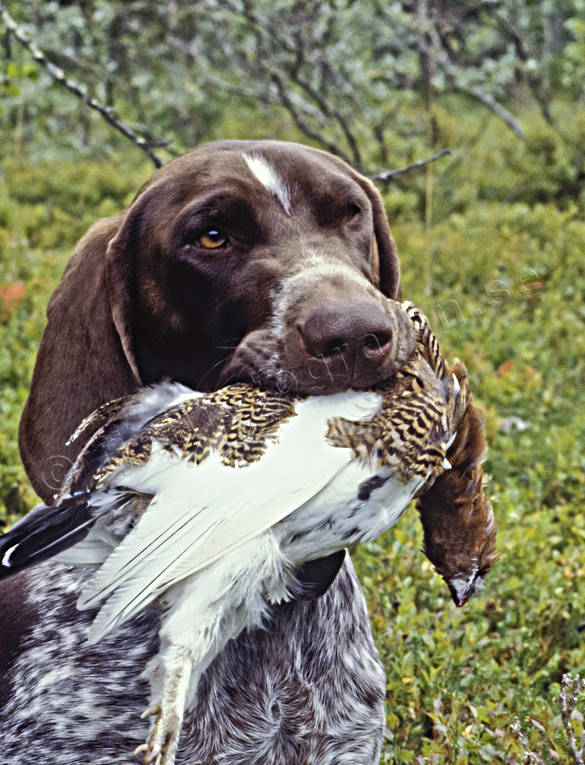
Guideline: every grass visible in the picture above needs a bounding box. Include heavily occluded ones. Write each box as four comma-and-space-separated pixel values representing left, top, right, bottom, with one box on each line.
1, 110, 585, 763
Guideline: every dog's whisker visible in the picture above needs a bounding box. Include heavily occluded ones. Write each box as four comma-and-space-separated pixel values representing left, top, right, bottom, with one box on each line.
215, 336, 243, 346
196, 353, 235, 389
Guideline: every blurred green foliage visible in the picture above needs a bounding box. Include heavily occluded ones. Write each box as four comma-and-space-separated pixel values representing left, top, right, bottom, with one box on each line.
1, 96, 585, 762
3, 0, 585, 176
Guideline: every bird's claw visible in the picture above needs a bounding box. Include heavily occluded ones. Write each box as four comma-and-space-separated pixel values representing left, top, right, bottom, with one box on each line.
137, 652, 193, 765
140, 704, 161, 719
142, 706, 181, 765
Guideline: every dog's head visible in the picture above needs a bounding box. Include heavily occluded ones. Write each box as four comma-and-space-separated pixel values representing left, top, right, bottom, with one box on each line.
20, 140, 414, 501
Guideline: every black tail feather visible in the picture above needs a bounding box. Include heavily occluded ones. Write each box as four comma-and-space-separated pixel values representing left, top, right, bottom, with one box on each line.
0, 494, 95, 580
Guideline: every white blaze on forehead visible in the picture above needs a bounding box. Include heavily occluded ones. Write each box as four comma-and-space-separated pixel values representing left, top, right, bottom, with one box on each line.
243, 153, 292, 215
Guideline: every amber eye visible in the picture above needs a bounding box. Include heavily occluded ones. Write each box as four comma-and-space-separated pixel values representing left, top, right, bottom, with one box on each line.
197, 229, 228, 249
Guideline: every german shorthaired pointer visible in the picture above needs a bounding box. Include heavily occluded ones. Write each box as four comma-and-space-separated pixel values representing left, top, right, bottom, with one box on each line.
1, 140, 408, 763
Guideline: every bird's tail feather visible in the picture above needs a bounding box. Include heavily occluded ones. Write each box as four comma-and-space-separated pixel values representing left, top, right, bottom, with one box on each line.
0, 494, 94, 579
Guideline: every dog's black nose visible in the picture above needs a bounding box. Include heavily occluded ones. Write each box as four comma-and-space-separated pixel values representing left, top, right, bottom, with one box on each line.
298, 300, 394, 372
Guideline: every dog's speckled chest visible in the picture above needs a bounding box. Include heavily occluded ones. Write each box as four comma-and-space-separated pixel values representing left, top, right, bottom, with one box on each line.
0, 559, 385, 765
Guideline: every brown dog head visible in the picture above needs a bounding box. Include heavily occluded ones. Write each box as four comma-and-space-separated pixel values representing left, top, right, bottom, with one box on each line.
19, 140, 413, 502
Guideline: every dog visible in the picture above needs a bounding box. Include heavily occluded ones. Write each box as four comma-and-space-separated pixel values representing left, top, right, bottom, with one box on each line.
1, 140, 409, 763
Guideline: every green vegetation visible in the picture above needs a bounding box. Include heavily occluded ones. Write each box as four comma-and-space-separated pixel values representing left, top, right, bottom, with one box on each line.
359, 198, 585, 762
1, 99, 585, 763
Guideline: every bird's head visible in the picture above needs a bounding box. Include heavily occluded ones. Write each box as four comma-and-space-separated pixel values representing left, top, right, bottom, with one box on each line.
417, 469, 498, 608
441, 547, 492, 609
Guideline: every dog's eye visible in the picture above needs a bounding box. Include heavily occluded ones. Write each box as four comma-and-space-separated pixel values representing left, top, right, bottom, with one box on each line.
197, 230, 228, 249
343, 204, 362, 223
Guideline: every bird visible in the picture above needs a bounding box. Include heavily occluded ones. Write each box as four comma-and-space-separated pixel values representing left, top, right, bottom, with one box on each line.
0, 301, 496, 765
417, 359, 498, 607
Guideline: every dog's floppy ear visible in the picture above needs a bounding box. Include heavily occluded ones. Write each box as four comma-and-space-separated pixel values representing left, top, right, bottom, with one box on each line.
359, 176, 401, 299
19, 214, 142, 502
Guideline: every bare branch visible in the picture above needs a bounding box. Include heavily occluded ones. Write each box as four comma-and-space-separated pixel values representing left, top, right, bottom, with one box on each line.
491, 8, 555, 127
287, 30, 362, 168
373, 123, 389, 166
424, 23, 524, 138
373, 0, 524, 137
464, 85, 523, 138
0, 3, 170, 167
167, 34, 330, 127
370, 149, 451, 183
235, 0, 361, 166
270, 73, 354, 166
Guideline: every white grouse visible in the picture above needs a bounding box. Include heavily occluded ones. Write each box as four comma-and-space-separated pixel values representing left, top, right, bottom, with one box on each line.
0, 302, 495, 765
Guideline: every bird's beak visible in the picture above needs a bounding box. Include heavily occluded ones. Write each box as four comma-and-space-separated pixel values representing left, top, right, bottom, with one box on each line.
447, 579, 476, 608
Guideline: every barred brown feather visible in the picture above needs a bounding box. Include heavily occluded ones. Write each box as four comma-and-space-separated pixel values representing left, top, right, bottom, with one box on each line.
88, 303, 463, 497
326, 302, 463, 486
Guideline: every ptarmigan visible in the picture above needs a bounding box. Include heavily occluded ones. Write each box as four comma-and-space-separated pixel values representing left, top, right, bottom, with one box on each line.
0, 302, 497, 765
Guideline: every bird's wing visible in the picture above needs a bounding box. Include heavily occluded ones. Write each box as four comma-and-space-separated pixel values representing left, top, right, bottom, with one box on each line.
78, 391, 382, 642
58, 381, 196, 499
0, 494, 95, 578
0, 489, 150, 576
